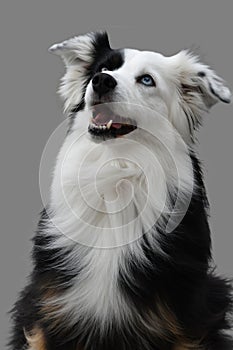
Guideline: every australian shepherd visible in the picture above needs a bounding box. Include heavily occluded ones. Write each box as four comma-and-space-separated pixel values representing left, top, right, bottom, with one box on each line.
9, 31, 232, 350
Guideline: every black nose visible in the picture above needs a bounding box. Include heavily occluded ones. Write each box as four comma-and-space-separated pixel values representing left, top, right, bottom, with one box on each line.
92, 73, 117, 97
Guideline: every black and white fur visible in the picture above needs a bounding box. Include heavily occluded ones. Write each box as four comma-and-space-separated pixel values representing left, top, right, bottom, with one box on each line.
9, 31, 232, 350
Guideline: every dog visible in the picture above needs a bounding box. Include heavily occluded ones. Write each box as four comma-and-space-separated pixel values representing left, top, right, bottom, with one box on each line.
9, 31, 232, 350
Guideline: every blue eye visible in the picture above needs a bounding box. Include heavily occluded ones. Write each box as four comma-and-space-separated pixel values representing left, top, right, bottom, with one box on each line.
137, 74, 155, 87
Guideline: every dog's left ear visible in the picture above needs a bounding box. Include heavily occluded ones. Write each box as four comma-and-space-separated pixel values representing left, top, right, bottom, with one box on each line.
174, 50, 231, 108
170, 51, 231, 141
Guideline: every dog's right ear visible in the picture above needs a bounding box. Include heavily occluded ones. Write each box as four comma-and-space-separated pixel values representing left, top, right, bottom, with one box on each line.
49, 31, 110, 66
48, 32, 111, 113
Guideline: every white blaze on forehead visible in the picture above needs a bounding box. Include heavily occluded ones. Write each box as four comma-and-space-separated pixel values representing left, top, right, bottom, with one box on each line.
121, 49, 169, 74
123, 48, 140, 60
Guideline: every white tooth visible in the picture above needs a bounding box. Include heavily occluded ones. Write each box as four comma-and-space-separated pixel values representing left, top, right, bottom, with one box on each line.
103, 125, 106, 130
107, 120, 113, 129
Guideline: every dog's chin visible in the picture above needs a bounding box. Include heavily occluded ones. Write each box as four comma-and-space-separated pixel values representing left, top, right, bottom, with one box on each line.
88, 104, 137, 141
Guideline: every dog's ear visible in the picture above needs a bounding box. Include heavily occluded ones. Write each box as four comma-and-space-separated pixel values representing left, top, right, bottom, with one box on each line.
49, 31, 110, 66
170, 51, 231, 141
176, 51, 231, 106
48, 31, 111, 113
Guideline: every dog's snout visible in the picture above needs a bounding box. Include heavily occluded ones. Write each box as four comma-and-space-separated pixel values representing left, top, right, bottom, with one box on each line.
92, 73, 117, 97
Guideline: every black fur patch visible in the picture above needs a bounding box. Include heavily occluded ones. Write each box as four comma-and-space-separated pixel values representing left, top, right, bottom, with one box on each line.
68, 32, 124, 130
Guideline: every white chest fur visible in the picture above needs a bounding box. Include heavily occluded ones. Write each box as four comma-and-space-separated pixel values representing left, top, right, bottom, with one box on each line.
47, 113, 193, 328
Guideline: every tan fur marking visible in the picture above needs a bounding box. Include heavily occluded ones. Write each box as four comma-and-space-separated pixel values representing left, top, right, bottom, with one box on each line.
24, 326, 47, 350
173, 342, 203, 350
157, 300, 183, 338
39, 288, 63, 332
152, 300, 203, 348
174, 345, 192, 350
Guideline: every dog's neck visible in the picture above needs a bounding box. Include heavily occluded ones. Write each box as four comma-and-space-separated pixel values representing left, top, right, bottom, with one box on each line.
49, 118, 194, 250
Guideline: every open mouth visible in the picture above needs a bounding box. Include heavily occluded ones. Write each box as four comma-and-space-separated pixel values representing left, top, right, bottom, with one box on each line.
88, 104, 137, 139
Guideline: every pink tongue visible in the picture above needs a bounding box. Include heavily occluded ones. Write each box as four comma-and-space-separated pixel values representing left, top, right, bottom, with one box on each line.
111, 123, 122, 129
94, 113, 111, 125
93, 113, 122, 129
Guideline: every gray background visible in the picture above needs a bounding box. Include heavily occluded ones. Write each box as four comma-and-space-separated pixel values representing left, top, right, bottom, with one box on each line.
0, 0, 233, 347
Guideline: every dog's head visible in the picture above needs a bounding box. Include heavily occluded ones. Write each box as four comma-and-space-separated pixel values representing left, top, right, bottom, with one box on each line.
49, 31, 231, 143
